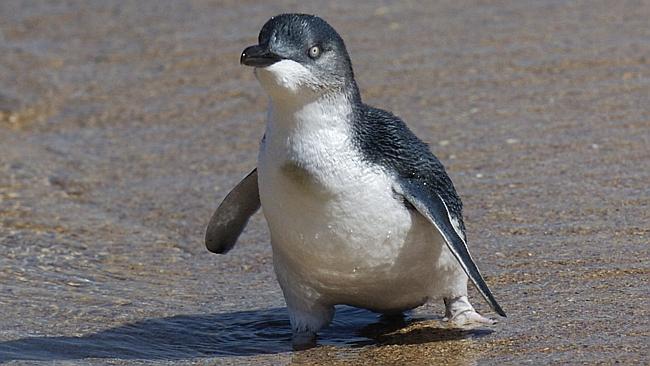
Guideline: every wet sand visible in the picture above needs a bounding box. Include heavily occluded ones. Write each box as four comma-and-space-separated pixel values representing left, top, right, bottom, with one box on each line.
1, 1, 648, 364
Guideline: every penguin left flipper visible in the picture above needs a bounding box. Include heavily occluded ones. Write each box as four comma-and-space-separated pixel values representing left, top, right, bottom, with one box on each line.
205, 169, 260, 254
395, 179, 506, 317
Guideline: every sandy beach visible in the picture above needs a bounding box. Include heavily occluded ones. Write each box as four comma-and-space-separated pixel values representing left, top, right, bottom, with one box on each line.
1, 1, 648, 364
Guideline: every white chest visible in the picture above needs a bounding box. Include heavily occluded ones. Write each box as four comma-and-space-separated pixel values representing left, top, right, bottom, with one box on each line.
260, 97, 426, 257
256, 96, 446, 309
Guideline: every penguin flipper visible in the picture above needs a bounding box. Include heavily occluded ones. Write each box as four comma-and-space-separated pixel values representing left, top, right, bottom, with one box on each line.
205, 169, 260, 254
395, 180, 506, 317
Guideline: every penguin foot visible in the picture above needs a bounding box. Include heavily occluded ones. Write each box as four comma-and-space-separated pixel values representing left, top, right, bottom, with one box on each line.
292, 331, 317, 350
286, 300, 334, 350
445, 309, 497, 328
443, 295, 496, 328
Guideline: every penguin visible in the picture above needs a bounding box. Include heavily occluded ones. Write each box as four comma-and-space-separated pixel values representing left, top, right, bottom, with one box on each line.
205, 13, 505, 349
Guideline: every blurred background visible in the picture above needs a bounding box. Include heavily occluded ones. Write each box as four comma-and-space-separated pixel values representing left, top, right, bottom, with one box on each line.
0, 1, 648, 364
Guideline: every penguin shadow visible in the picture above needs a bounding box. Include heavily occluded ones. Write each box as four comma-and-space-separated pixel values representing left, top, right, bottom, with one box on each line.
350, 312, 493, 347
0, 306, 491, 362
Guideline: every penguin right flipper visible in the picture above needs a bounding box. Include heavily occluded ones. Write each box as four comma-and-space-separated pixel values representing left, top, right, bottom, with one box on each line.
395, 179, 506, 317
205, 169, 260, 254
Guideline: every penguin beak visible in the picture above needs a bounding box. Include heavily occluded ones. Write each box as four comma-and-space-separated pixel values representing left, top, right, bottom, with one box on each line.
241, 45, 282, 67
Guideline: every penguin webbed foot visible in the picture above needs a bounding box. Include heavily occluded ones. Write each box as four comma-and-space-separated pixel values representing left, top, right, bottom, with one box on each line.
291, 331, 318, 350
443, 295, 497, 328
286, 301, 334, 351
445, 309, 497, 328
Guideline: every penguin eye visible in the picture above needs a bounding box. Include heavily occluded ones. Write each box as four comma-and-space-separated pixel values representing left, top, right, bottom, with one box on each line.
308, 45, 321, 59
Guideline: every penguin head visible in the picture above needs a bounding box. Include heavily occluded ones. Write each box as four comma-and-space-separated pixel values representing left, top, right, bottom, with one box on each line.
241, 14, 358, 101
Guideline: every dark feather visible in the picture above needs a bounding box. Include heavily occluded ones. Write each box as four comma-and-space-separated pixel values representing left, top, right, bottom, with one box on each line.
205, 169, 260, 254
352, 105, 465, 235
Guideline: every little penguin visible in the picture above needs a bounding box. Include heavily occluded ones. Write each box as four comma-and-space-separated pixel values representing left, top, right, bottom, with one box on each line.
205, 13, 506, 348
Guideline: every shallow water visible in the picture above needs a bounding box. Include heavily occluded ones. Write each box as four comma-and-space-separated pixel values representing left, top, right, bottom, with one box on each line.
0, 305, 493, 362
1, 1, 649, 364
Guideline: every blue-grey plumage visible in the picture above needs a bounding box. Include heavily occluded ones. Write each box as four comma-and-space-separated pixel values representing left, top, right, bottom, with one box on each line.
205, 169, 259, 254
207, 13, 505, 348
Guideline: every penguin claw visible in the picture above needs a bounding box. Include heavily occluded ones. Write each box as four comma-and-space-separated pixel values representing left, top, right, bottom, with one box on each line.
444, 309, 497, 328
